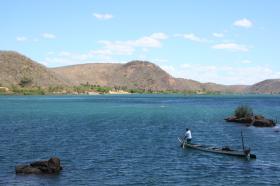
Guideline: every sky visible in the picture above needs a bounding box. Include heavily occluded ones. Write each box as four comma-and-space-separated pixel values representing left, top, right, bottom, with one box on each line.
1, 0, 280, 85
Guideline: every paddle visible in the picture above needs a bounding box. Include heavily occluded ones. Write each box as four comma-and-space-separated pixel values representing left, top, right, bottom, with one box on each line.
241, 130, 245, 151
177, 136, 185, 148
241, 130, 252, 159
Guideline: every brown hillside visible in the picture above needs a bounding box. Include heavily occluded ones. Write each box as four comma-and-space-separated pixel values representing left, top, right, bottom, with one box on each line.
0, 51, 251, 93
0, 51, 69, 87
201, 83, 248, 93
247, 79, 280, 94
110, 61, 177, 90
52, 63, 121, 86
53, 60, 248, 92
53, 61, 179, 90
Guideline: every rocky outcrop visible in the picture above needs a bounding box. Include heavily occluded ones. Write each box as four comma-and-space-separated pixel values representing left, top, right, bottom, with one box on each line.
225, 115, 276, 127
16, 157, 62, 174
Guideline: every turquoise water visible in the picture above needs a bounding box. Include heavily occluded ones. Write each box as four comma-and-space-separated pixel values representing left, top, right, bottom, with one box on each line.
0, 95, 279, 185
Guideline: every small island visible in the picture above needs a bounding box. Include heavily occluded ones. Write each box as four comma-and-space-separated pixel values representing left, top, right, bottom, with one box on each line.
225, 105, 276, 127
16, 157, 62, 174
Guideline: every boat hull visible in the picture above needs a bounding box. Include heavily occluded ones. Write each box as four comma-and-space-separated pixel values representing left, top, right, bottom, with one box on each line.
178, 138, 256, 159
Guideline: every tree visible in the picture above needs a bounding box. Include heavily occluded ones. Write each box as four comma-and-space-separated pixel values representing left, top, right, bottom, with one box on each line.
234, 105, 253, 118
19, 77, 32, 87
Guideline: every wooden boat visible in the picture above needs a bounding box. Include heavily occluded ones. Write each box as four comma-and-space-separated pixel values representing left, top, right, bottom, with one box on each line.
178, 137, 256, 159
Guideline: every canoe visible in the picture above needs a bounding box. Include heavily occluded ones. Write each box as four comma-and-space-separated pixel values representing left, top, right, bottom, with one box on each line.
178, 137, 256, 159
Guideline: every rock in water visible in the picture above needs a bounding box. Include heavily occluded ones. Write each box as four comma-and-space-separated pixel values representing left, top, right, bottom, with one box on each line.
16, 157, 62, 174
225, 115, 276, 127
15, 165, 42, 174
48, 157, 62, 173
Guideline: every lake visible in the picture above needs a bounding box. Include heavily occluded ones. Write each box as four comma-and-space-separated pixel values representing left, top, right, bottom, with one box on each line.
0, 95, 279, 185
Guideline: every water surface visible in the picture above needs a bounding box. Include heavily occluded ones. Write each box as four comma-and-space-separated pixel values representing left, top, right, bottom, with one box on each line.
0, 95, 279, 185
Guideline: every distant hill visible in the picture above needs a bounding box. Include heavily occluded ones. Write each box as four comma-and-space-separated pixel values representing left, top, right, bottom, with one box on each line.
200, 83, 248, 94
53, 61, 195, 91
247, 79, 280, 94
0, 51, 69, 87
1, 51, 278, 94
53, 61, 249, 92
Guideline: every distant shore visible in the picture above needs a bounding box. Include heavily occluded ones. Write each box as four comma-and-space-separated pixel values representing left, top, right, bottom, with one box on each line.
3, 84, 278, 96
0, 85, 223, 96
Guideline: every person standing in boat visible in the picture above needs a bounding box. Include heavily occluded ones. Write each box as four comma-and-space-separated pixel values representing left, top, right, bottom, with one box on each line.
184, 128, 192, 143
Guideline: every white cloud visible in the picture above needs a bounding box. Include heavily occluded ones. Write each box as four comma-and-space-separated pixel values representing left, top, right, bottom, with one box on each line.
41, 33, 168, 67
241, 60, 252, 64
42, 51, 125, 67
161, 65, 176, 74
92, 41, 135, 56
212, 33, 224, 38
91, 32, 168, 57
43, 51, 96, 66
153, 58, 168, 63
212, 43, 249, 52
93, 13, 113, 20
41, 33, 56, 39
16, 36, 27, 42
233, 18, 253, 28
163, 63, 280, 85
182, 33, 207, 42
150, 32, 168, 40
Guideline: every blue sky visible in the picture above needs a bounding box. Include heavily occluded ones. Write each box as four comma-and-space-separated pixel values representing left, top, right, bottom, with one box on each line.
1, 0, 280, 85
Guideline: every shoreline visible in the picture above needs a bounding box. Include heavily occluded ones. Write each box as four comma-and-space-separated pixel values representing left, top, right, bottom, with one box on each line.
1, 92, 278, 96
1, 86, 279, 96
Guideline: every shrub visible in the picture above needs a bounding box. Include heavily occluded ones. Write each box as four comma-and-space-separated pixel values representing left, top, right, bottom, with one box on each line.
19, 77, 32, 87
234, 105, 253, 118
94, 86, 112, 93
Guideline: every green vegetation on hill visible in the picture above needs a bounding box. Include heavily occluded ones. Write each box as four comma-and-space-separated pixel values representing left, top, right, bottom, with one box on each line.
73, 84, 112, 94
9, 86, 46, 95
0, 83, 222, 95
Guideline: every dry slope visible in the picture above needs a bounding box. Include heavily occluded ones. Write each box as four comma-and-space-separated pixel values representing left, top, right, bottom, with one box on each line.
0, 51, 69, 87
53, 61, 181, 90
247, 79, 280, 94
0, 51, 250, 93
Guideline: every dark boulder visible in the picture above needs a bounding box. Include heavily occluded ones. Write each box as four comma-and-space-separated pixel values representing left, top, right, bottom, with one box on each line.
252, 118, 276, 127
254, 115, 264, 120
16, 157, 62, 174
15, 165, 42, 174
225, 116, 253, 124
225, 115, 276, 127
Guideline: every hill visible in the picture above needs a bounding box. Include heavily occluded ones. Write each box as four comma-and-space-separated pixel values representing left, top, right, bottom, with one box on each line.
53, 61, 216, 92
1, 51, 270, 94
247, 79, 280, 94
53, 61, 248, 93
53, 61, 185, 91
0, 51, 69, 87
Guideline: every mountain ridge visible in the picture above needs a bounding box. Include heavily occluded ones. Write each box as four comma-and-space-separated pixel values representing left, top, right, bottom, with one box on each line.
0, 51, 279, 94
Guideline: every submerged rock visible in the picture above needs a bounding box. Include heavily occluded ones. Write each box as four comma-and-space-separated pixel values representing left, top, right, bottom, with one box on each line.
225, 115, 276, 127
16, 157, 62, 174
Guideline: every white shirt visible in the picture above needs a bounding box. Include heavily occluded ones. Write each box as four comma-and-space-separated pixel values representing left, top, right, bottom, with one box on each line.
185, 130, 192, 139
